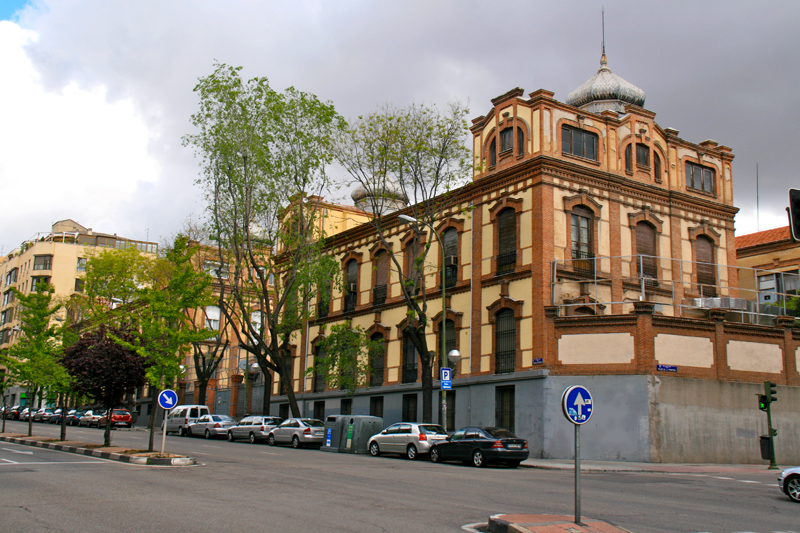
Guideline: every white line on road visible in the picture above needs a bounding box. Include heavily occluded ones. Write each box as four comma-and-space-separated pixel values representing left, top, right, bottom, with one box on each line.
2, 448, 34, 455
259, 451, 282, 455
193, 452, 211, 455
0, 461, 105, 466
736, 480, 761, 483
203, 445, 221, 448
1, 458, 18, 463
713, 476, 735, 480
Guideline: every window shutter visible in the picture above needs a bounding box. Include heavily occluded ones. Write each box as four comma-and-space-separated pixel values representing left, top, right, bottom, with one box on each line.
497, 209, 516, 255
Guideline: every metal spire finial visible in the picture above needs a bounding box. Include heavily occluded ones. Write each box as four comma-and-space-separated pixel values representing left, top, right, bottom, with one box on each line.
600, 7, 607, 68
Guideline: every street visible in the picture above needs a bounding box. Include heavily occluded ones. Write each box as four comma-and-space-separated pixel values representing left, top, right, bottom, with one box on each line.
0, 420, 797, 533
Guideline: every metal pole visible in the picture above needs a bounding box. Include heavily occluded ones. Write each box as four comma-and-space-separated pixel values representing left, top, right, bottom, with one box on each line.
767, 401, 777, 470
160, 407, 168, 456
575, 423, 581, 525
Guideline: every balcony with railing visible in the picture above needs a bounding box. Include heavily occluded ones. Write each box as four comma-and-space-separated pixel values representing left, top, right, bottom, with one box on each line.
372, 284, 387, 306
551, 254, 800, 325
344, 292, 357, 313
497, 251, 517, 275
401, 363, 417, 384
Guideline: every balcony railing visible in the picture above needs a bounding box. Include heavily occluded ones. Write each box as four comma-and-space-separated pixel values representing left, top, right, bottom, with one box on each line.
401, 363, 417, 384
497, 251, 517, 275
344, 293, 357, 313
373, 285, 387, 306
495, 350, 515, 374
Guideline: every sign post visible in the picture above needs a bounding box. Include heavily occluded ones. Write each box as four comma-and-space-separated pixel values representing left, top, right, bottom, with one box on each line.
561, 385, 594, 526
157, 389, 178, 456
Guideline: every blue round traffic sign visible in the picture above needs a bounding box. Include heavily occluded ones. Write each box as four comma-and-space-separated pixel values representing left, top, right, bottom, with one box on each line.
157, 389, 178, 410
561, 385, 594, 425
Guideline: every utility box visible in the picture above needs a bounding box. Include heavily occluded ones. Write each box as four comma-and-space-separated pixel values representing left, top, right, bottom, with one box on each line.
759, 435, 772, 461
320, 415, 383, 454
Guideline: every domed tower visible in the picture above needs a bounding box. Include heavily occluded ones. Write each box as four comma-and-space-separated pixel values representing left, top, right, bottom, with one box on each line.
351, 176, 408, 216
565, 48, 646, 114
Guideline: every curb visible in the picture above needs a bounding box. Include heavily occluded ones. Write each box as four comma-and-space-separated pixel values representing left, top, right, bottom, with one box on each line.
0, 435, 196, 466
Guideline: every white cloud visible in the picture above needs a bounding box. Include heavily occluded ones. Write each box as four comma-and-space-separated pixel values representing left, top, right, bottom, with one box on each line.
0, 20, 160, 250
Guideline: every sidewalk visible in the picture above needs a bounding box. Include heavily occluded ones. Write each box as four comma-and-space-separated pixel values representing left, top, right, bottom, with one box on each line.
522, 457, 778, 475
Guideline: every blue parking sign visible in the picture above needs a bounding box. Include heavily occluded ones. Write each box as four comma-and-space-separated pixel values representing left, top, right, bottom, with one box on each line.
440, 368, 452, 390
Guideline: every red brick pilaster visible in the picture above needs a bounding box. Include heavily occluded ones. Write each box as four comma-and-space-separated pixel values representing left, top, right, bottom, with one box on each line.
775, 316, 799, 386
634, 301, 655, 373
609, 197, 624, 314
229, 374, 243, 418
544, 306, 559, 367
710, 309, 729, 380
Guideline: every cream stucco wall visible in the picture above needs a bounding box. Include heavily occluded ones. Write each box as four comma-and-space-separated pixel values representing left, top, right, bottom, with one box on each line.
558, 333, 635, 365
727, 341, 783, 374
654, 334, 714, 368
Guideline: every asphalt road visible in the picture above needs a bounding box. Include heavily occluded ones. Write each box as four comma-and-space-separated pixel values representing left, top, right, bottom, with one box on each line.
0, 420, 797, 533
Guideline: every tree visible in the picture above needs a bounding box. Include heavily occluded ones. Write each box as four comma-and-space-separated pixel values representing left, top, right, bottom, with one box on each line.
308, 322, 377, 396
184, 62, 344, 417
334, 102, 471, 422
61, 325, 148, 447
1, 283, 69, 436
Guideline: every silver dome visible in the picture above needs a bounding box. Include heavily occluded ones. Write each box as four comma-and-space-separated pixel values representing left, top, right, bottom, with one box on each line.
565, 53, 645, 114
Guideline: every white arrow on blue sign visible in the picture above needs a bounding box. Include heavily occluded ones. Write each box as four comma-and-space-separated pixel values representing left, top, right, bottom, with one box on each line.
157, 389, 178, 410
561, 385, 593, 425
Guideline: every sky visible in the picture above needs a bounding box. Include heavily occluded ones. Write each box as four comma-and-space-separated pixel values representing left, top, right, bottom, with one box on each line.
1, 0, 798, 254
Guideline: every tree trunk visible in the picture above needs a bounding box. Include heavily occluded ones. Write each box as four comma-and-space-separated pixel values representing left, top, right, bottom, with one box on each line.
59, 393, 67, 441
147, 386, 160, 453
27, 386, 37, 437
261, 370, 272, 416
421, 357, 433, 424
283, 371, 302, 417
196, 379, 207, 406
2, 395, 6, 433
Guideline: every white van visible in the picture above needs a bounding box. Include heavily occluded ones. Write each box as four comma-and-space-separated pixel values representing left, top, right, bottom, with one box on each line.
165, 405, 210, 436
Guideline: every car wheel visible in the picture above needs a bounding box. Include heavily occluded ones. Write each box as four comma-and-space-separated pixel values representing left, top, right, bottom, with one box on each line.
506, 460, 520, 468
787, 475, 800, 503
369, 441, 380, 457
472, 449, 485, 468
268, 434, 276, 446
187, 427, 193, 438
292, 435, 301, 449
406, 444, 417, 460
430, 447, 441, 463
204, 429, 211, 439
227, 432, 234, 442
179, 426, 186, 437
249, 432, 257, 444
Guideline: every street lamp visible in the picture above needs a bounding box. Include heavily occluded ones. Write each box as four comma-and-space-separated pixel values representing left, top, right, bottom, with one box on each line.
397, 214, 454, 429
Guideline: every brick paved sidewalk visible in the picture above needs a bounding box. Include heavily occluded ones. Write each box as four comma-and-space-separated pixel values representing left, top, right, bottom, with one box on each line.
489, 514, 632, 533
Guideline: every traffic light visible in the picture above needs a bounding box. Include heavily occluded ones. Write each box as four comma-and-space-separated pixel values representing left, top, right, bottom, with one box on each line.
758, 394, 768, 411
789, 188, 800, 242
764, 380, 778, 404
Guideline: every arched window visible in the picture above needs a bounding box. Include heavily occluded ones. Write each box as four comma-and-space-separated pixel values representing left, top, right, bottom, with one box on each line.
373, 250, 389, 306
489, 138, 497, 167
653, 152, 662, 180
695, 236, 717, 297
495, 309, 516, 374
438, 319, 457, 370
636, 222, 657, 279
344, 259, 358, 312
442, 228, 458, 288
571, 206, 593, 260
517, 128, 524, 156
369, 333, 385, 387
402, 330, 418, 383
500, 127, 513, 153
314, 345, 327, 393
497, 208, 517, 274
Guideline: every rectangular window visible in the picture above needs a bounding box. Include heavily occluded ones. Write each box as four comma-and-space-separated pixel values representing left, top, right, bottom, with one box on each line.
758, 270, 800, 305
402, 331, 418, 384
3, 290, 14, 305
685, 162, 715, 194
33, 255, 53, 271
340, 398, 352, 415
313, 401, 325, 421
5, 268, 18, 286
495, 386, 515, 433
76, 257, 87, 272
402, 394, 417, 423
205, 305, 221, 331
369, 396, 384, 418
500, 127, 513, 153
636, 144, 649, 167
74, 279, 85, 293
202, 261, 229, 280
562, 125, 598, 161
31, 276, 50, 292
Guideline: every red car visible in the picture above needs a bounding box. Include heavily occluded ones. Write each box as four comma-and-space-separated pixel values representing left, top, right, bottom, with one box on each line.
97, 409, 133, 429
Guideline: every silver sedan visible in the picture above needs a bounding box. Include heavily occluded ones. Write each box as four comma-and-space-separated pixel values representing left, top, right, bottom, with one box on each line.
267, 418, 325, 448
368, 423, 449, 460
187, 414, 236, 439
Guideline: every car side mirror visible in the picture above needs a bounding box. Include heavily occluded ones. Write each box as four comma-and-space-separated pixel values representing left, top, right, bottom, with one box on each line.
446, 436, 452, 441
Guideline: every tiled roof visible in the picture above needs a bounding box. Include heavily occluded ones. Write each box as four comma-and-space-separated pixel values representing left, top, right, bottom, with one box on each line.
735, 226, 790, 249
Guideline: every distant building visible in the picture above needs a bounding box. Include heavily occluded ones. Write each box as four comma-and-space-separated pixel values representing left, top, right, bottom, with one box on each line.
0, 219, 158, 408
736, 226, 799, 319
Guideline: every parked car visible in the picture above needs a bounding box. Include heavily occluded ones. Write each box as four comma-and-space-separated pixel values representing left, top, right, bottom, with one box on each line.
48, 409, 64, 424
33, 408, 55, 423
187, 414, 236, 439
267, 418, 325, 448
66, 410, 84, 426
164, 405, 210, 436
429, 426, 529, 468
779, 466, 800, 503
19, 408, 31, 421
97, 409, 133, 429
5, 406, 21, 420
368, 422, 449, 460
78, 410, 103, 427
227, 415, 283, 443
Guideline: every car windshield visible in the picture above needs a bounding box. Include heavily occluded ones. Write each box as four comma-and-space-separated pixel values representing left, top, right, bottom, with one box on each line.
419, 425, 447, 435
302, 419, 324, 427
484, 428, 517, 439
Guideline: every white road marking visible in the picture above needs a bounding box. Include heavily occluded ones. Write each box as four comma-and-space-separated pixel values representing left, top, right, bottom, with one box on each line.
714, 476, 735, 480
259, 451, 282, 455
737, 480, 761, 483
2, 448, 33, 455
203, 445, 220, 448
1, 458, 18, 463
0, 461, 104, 466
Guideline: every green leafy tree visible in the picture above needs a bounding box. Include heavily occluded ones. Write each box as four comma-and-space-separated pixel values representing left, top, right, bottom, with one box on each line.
61, 325, 148, 447
335, 102, 471, 422
184, 62, 344, 417
1, 283, 69, 436
308, 322, 377, 396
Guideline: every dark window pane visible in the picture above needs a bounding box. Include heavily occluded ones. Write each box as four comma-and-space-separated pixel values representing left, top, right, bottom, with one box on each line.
500, 127, 513, 152
636, 144, 649, 166
518, 128, 524, 155
497, 208, 516, 274
402, 330, 418, 383
654, 152, 661, 178
495, 309, 516, 374
489, 138, 496, 166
